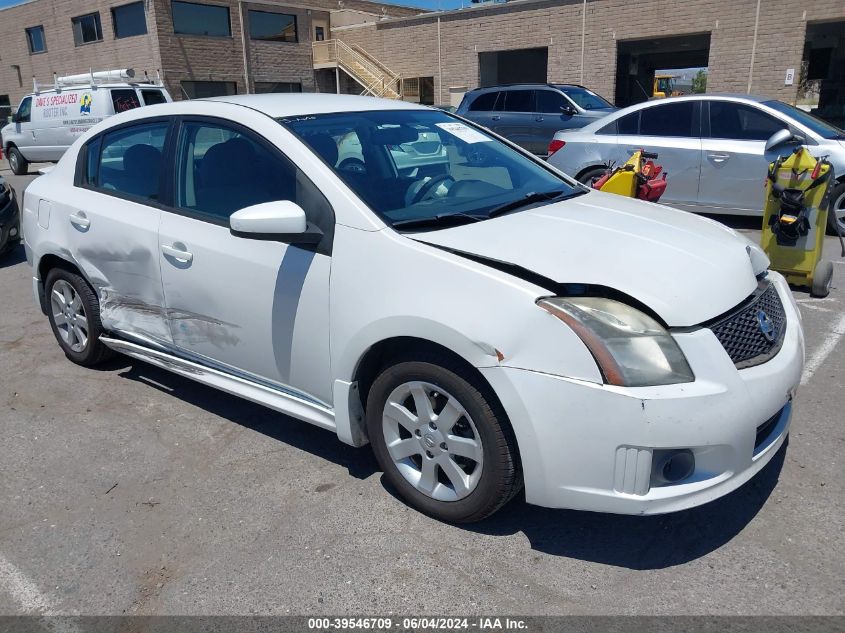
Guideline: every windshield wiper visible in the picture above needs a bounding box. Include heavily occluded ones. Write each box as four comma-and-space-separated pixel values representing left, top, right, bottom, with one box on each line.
392, 212, 486, 231
486, 188, 583, 218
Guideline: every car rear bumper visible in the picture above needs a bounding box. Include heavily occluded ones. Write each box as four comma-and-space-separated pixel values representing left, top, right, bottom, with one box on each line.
481, 272, 804, 514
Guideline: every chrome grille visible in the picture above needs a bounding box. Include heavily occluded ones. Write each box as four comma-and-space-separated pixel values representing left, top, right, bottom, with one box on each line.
708, 282, 786, 369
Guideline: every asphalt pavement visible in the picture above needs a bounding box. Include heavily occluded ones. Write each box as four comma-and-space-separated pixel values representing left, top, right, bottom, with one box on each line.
0, 164, 842, 616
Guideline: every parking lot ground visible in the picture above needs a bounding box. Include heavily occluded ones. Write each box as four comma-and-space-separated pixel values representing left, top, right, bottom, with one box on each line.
0, 164, 843, 616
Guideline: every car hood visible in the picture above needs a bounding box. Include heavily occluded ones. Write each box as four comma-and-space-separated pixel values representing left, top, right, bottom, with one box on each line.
416, 191, 761, 327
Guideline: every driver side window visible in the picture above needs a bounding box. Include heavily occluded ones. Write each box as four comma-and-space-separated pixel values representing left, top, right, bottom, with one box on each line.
16, 97, 32, 123
174, 121, 334, 238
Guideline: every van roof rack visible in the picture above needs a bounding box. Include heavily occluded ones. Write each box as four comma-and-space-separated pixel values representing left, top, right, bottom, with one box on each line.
32, 68, 163, 94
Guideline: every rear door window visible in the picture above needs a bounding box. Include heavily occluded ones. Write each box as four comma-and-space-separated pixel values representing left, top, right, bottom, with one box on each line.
616, 111, 639, 135
110, 89, 142, 114
640, 102, 696, 137
708, 101, 787, 141
503, 90, 534, 113
94, 122, 168, 200
468, 92, 498, 112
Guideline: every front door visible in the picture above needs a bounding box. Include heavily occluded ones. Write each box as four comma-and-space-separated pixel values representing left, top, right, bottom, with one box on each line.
63, 119, 172, 345
698, 100, 791, 213
313, 18, 328, 42
158, 119, 333, 404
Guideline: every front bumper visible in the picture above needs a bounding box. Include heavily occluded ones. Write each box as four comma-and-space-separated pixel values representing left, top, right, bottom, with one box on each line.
0, 184, 20, 254
482, 272, 804, 514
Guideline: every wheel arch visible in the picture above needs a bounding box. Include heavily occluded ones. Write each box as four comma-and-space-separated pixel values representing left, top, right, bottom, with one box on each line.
574, 164, 607, 183
34, 252, 88, 314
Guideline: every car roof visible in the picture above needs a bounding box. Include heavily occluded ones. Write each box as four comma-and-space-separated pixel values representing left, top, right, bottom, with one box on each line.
28, 83, 164, 96
206, 93, 428, 118
468, 83, 587, 92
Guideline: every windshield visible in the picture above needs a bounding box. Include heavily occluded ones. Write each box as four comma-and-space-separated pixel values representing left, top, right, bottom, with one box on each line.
280, 109, 581, 230
557, 86, 613, 110
763, 100, 845, 139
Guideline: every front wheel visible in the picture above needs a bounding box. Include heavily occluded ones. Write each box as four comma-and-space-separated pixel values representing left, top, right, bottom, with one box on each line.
7, 147, 28, 176
828, 181, 845, 236
366, 359, 522, 523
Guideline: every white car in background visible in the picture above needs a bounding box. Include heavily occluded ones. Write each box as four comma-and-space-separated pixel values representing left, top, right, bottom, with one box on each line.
547, 94, 845, 233
22, 94, 803, 522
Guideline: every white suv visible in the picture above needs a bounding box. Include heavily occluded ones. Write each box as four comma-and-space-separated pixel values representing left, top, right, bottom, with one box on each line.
22, 94, 804, 522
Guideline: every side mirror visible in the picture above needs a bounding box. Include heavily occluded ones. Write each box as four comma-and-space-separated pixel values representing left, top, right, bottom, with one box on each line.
229, 200, 322, 244
561, 105, 577, 116
765, 128, 802, 152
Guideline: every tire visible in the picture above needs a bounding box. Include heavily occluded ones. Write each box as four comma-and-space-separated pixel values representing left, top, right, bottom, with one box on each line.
810, 260, 833, 298
7, 147, 28, 176
366, 358, 522, 523
44, 268, 114, 366
827, 181, 845, 237
577, 166, 607, 187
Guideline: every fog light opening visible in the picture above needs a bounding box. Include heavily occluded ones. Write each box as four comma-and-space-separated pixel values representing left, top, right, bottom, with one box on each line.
652, 449, 695, 486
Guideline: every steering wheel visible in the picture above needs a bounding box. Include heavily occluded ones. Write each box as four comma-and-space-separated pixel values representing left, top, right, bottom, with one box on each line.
410, 174, 455, 204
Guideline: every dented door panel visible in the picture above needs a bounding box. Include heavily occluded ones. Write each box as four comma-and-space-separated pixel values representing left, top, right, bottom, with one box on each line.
51, 186, 171, 345
158, 213, 333, 405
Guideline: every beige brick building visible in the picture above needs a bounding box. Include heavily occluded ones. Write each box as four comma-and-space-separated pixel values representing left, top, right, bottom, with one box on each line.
1, 0, 844, 124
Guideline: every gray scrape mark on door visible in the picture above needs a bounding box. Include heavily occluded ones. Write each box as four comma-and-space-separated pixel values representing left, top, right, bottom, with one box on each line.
99, 291, 241, 348
272, 246, 316, 383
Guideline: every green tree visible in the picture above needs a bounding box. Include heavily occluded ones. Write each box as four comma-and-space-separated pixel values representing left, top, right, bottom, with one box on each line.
692, 69, 708, 94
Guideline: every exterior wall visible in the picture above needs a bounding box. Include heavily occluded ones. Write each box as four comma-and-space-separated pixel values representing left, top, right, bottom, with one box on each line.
151, 0, 421, 99
335, 0, 845, 106
0, 0, 162, 109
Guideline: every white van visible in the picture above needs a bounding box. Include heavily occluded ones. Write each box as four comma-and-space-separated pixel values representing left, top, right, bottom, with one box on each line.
1, 69, 172, 175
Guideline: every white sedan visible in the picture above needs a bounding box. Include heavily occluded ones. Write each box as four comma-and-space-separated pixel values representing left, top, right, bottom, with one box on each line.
21, 94, 803, 522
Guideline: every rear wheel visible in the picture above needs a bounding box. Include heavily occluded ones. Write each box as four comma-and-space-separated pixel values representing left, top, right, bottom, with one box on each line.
7, 147, 28, 176
577, 166, 607, 187
45, 268, 114, 366
366, 358, 521, 523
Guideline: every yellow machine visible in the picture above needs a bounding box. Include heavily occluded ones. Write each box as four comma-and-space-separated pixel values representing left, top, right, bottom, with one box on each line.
591, 149, 668, 202
653, 74, 682, 99
761, 146, 841, 297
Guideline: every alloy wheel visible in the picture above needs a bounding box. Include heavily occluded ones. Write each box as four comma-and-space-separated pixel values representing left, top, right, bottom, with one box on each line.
9, 152, 18, 173
50, 280, 89, 353
381, 381, 483, 502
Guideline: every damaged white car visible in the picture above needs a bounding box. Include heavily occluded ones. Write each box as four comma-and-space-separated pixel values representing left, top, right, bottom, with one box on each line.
22, 95, 804, 522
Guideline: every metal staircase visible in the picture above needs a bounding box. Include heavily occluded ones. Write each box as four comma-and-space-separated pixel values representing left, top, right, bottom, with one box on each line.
313, 39, 401, 99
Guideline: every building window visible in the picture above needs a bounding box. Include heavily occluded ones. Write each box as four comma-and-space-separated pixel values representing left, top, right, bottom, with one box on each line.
26, 26, 46, 53
112, 2, 147, 38
248, 10, 297, 43
0, 95, 10, 122
315, 26, 325, 41
172, 1, 231, 37
254, 82, 302, 93
181, 81, 237, 99
72, 13, 103, 46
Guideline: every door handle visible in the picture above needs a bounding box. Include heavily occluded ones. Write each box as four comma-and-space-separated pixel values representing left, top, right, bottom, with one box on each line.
161, 243, 193, 263
69, 211, 90, 230
535, 116, 544, 122
491, 115, 501, 121
707, 152, 731, 163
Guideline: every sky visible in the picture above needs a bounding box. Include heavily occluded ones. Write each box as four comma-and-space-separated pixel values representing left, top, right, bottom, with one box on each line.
0, 0, 468, 9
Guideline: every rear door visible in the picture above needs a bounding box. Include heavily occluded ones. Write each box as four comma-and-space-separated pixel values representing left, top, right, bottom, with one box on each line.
62, 119, 172, 344
460, 91, 500, 131
615, 100, 702, 207
698, 100, 790, 213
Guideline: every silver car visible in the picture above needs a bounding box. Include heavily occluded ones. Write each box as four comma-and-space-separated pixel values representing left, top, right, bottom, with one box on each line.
547, 94, 845, 232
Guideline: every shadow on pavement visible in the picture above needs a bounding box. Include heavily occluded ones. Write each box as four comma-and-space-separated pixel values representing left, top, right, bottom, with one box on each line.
115, 360, 379, 481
